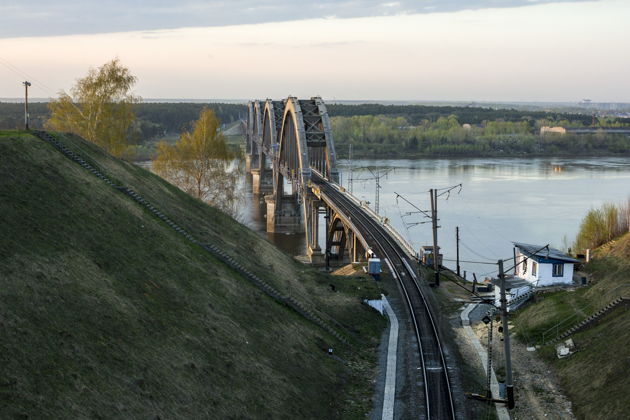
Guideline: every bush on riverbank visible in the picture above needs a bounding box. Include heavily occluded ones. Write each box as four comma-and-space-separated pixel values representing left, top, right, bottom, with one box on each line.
573, 200, 630, 252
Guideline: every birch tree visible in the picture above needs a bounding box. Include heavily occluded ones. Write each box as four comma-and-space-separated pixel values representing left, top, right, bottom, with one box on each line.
46, 59, 139, 157
153, 108, 243, 217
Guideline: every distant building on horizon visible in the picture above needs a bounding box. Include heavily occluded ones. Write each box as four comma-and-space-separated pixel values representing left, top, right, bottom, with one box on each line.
540, 126, 567, 135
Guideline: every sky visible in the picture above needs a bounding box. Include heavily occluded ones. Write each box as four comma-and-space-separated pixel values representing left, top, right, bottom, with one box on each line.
0, 0, 628, 102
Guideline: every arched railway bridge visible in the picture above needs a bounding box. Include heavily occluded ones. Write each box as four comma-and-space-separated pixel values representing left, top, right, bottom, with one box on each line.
246, 97, 460, 419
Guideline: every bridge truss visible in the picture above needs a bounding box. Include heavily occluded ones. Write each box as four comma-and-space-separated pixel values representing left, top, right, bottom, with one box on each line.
246, 96, 357, 262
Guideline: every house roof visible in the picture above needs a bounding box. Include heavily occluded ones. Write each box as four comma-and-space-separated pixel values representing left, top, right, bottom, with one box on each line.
513, 242, 580, 263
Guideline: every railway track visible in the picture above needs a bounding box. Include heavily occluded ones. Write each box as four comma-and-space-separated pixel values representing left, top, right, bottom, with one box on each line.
313, 174, 456, 419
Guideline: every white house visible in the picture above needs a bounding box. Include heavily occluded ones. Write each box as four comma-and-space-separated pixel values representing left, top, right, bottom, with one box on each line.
514, 242, 579, 287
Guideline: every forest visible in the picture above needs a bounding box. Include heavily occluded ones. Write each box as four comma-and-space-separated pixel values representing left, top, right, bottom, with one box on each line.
330, 114, 630, 158
2, 101, 630, 158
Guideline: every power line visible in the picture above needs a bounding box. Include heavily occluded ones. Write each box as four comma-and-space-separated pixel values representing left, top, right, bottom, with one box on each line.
437, 264, 494, 302
442, 257, 497, 265
503, 244, 549, 274
0, 56, 55, 95
460, 240, 497, 262
394, 191, 432, 219
458, 224, 504, 260
349, 166, 392, 214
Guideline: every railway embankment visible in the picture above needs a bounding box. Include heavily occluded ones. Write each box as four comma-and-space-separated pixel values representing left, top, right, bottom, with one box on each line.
0, 130, 385, 418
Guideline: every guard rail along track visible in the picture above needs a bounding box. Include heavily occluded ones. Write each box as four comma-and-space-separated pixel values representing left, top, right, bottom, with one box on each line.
311, 172, 457, 419
32, 130, 348, 344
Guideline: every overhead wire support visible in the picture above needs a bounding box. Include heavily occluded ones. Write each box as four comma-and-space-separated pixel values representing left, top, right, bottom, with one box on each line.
435, 183, 463, 199
367, 167, 392, 214
394, 191, 432, 219
394, 184, 462, 287
349, 166, 392, 214
348, 143, 353, 194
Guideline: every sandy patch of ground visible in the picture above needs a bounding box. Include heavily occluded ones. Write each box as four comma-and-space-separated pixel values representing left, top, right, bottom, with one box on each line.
472, 322, 575, 419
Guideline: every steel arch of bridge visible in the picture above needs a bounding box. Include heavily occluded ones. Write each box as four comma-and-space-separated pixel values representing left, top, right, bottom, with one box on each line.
246, 96, 370, 263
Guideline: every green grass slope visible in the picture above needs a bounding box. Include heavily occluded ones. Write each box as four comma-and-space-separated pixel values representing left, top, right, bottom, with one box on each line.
512, 232, 630, 420
0, 130, 384, 418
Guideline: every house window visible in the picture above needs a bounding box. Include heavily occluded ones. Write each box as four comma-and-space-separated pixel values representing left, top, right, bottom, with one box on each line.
522, 258, 527, 275
552, 263, 564, 277
532, 262, 537, 277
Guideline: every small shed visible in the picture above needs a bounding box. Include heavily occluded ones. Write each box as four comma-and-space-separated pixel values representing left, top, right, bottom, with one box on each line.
513, 242, 579, 287
420, 245, 442, 266
491, 276, 532, 311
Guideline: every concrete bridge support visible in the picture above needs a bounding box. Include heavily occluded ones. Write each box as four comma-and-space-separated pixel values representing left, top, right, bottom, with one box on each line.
265, 195, 304, 234
305, 197, 324, 263
251, 167, 273, 195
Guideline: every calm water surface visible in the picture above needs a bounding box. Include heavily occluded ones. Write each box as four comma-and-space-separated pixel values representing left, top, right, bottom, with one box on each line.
242, 157, 630, 279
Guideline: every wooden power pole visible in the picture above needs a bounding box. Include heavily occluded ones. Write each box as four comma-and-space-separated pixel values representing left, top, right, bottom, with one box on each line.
456, 226, 461, 277
498, 259, 515, 409
23, 81, 31, 130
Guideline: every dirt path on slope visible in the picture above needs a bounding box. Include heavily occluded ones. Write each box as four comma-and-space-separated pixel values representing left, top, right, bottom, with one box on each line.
473, 322, 575, 419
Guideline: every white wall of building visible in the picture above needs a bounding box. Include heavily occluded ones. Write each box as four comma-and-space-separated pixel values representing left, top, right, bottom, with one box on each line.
516, 249, 574, 286
536, 262, 574, 286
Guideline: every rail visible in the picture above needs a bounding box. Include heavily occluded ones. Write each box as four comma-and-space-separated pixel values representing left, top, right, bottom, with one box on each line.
325, 177, 417, 258
314, 174, 456, 419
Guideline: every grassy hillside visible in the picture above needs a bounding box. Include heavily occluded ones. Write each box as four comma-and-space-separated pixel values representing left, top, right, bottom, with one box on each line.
0, 130, 384, 418
512, 232, 630, 420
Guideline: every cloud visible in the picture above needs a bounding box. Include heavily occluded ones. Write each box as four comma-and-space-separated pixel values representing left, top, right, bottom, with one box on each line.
0, 0, 595, 38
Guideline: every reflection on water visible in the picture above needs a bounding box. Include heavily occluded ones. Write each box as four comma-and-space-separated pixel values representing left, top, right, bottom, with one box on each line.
243, 157, 630, 280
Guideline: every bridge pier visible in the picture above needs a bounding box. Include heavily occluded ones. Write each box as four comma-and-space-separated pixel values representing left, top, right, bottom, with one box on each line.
265, 194, 304, 234
249, 151, 261, 173
251, 168, 273, 195
305, 198, 324, 263
351, 232, 367, 263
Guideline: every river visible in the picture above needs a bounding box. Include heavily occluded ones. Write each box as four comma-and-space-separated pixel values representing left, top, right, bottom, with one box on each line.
242, 157, 630, 280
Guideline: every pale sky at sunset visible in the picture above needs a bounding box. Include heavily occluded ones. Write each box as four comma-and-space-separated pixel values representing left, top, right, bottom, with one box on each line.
1, 0, 628, 102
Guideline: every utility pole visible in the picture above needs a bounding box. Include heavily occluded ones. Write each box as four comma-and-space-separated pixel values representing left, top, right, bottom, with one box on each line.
375, 173, 381, 214
348, 144, 353, 194
498, 259, 515, 409
395, 184, 460, 287
23, 81, 31, 130
365, 167, 391, 215
430, 188, 440, 286
456, 226, 461, 277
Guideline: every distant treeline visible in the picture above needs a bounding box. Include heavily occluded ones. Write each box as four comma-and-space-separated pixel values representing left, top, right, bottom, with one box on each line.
326, 103, 610, 126
0, 102, 246, 143
331, 113, 630, 158
3, 102, 630, 157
